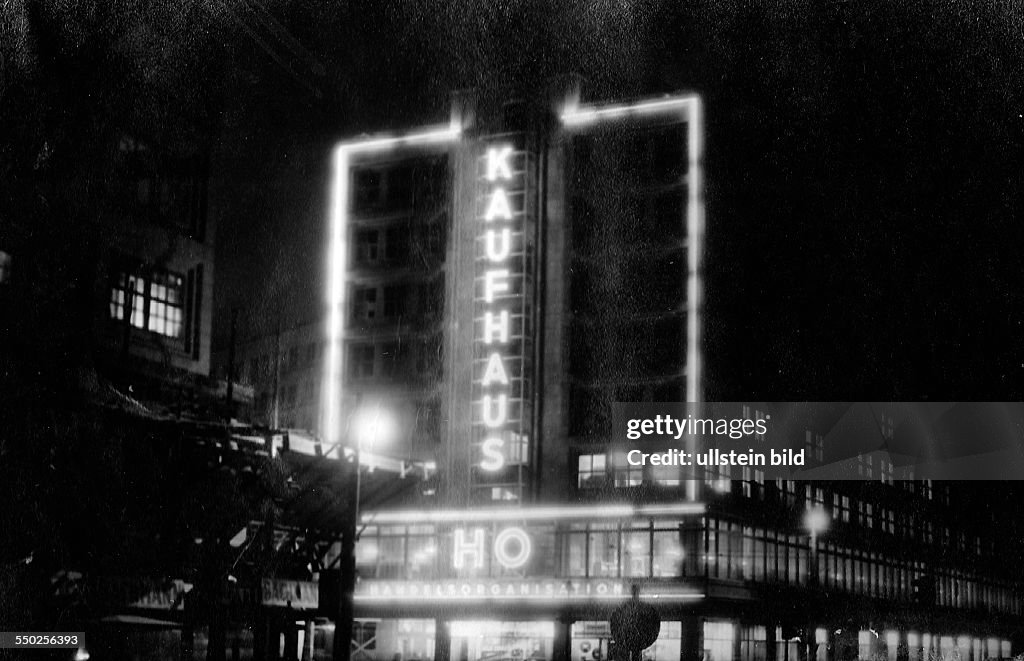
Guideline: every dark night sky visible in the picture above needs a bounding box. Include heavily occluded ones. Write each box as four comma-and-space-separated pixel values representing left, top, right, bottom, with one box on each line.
211, 0, 1024, 402
6, 0, 1024, 401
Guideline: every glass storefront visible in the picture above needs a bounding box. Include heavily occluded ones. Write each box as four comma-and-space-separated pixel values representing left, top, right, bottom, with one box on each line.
450, 621, 554, 661
571, 621, 682, 661
351, 618, 436, 661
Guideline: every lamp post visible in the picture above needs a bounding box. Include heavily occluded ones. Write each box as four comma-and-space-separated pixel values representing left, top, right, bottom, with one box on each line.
334, 402, 393, 661
803, 506, 830, 661
804, 506, 830, 586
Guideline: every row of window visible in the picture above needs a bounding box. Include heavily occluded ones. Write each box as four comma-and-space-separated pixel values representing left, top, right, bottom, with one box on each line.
351, 278, 444, 324
347, 338, 443, 381
352, 519, 1022, 615
577, 453, 980, 549
704, 518, 1021, 614
109, 270, 185, 339
352, 159, 447, 214
353, 219, 447, 269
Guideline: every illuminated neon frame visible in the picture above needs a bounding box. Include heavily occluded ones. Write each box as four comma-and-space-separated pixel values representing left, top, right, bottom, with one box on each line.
362, 501, 705, 525
560, 95, 704, 405
325, 95, 704, 456
323, 124, 461, 445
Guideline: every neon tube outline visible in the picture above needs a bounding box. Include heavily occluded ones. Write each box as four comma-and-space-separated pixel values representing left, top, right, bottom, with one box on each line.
353, 591, 705, 604
324, 124, 461, 445
558, 95, 704, 406
361, 501, 705, 525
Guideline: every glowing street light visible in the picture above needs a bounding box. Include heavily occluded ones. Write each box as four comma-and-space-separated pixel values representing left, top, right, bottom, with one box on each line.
335, 400, 395, 661
804, 506, 830, 588
804, 506, 830, 538
347, 401, 396, 526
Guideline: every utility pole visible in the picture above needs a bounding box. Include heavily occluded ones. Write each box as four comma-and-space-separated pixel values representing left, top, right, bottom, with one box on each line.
225, 307, 238, 419
333, 450, 359, 661
273, 317, 282, 428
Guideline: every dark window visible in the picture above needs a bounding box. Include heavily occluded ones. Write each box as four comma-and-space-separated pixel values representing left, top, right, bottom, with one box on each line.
385, 225, 410, 263
419, 276, 444, 318
354, 169, 382, 210
353, 286, 378, 320
383, 284, 408, 317
417, 217, 448, 262
386, 166, 414, 207
348, 344, 374, 379
380, 341, 409, 378
416, 336, 442, 378
355, 229, 380, 264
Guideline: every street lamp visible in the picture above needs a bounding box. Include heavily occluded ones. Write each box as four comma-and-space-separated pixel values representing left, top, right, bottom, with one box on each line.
804, 506, 830, 584
804, 507, 830, 544
348, 403, 397, 524
803, 507, 830, 661
335, 401, 394, 661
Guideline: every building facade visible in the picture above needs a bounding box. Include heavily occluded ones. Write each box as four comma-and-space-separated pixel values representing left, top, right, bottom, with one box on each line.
249, 84, 1022, 661
97, 134, 215, 378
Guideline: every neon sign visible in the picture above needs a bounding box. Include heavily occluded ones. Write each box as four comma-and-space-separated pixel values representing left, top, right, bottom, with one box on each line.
472, 138, 534, 498
479, 144, 515, 473
452, 526, 532, 570
355, 579, 704, 604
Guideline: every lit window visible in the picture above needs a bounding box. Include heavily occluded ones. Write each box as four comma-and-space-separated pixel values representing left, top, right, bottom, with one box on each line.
577, 453, 608, 489
613, 452, 643, 487
880, 457, 894, 484
109, 270, 184, 338
804, 430, 823, 463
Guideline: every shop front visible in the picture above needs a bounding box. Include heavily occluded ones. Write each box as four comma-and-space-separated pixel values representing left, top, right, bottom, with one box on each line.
347, 505, 706, 661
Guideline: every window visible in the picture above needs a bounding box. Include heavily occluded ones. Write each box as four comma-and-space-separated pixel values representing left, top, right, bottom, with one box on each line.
353, 286, 378, 320
385, 225, 410, 262
742, 466, 765, 498
0, 250, 10, 284
354, 169, 382, 209
612, 452, 643, 487
621, 528, 651, 577
355, 229, 380, 264
349, 344, 375, 379
804, 431, 823, 463
858, 453, 873, 478
577, 454, 608, 489
383, 284, 408, 317
588, 525, 619, 577
109, 270, 185, 338
880, 456, 894, 484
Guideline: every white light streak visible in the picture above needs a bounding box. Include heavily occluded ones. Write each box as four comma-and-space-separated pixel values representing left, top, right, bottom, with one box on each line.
559, 97, 696, 127
361, 501, 705, 524
354, 591, 705, 604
